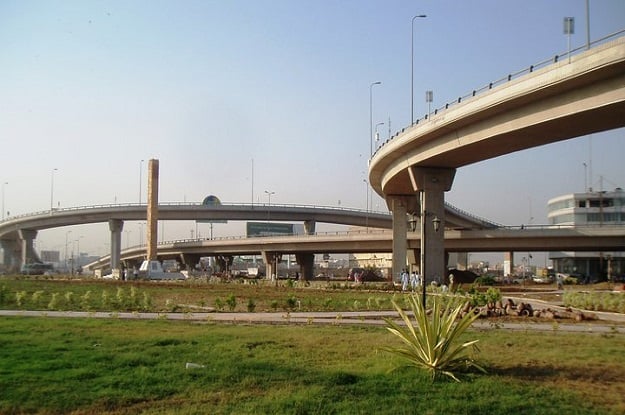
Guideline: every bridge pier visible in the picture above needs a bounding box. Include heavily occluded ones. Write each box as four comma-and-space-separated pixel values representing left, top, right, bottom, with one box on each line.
109, 219, 124, 272
1, 238, 20, 272
18, 229, 38, 267
295, 252, 314, 281
410, 167, 456, 285
387, 196, 418, 281
262, 251, 282, 280
179, 253, 201, 271
304, 220, 316, 235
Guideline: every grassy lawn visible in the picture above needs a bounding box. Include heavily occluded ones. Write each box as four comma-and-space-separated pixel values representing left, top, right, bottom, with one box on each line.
1, 316, 625, 414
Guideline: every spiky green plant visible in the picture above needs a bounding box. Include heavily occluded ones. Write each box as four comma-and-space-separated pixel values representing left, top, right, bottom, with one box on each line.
383, 294, 485, 382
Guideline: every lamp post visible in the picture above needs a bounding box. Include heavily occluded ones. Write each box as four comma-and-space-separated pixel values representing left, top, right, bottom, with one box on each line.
1, 181, 7, 220
75, 236, 83, 272
50, 168, 58, 212
139, 159, 144, 204
363, 179, 369, 230
564, 16, 575, 63
369, 81, 381, 159
264, 190, 275, 233
411, 14, 427, 124
374, 122, 384, 150
64, 230, 72, 272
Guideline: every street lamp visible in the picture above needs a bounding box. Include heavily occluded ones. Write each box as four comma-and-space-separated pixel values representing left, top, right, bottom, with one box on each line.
374, 122, 384, 150
369, 81, 382, 160
50, 168, 58, 212
264, 190, 275, 233
64, 230, 72, 272
1, 181, 7, 220
411, 14, 427, 124
139, 159, 145, 204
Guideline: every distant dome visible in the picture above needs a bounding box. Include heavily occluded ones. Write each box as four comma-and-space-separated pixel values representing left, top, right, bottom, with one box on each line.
202, 195, 221, 206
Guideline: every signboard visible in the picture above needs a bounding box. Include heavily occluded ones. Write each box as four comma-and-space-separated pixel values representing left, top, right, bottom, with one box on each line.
197, 195, 228, 224
40, 250, 60, 263
247, 222, 294, 237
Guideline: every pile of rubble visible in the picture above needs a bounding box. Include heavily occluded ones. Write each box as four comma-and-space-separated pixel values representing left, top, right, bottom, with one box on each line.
469, 298, 594, 321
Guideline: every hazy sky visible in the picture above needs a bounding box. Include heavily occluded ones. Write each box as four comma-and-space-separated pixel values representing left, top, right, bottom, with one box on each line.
1, 0, 624, 259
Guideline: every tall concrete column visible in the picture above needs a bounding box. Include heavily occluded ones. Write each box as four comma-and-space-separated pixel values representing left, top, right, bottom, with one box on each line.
109, 219, 124, 271
410, 167, 456, 284
388, 196, 418, 282
18, 229, 38, 267
146, 159, 159, 261
1, 239, 19, 271
295, 252, 314, 280
303, 220, 316, 235
504, 252, 514, 276
261, 251, 281, 279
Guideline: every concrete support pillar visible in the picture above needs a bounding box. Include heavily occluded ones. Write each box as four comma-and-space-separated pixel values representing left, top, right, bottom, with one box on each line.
388, 196, 418, 282
1, 239, 19, 271
109, 219, 124, 272
504, 252, 514, 276
454, 252, 469, 270
147, 159, 159, 261
295, 252, 314, 281
18, 229, 38, 267
303, 220, 316, 235
179, 253, 200, 271
261, 251, 282, 280
410, 167, 456, 285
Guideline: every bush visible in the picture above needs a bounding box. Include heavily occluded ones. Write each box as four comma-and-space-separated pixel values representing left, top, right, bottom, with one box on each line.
383, 294, 486, 382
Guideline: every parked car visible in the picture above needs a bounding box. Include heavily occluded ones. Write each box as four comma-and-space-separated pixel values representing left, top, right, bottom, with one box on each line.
532, 275, 554, 284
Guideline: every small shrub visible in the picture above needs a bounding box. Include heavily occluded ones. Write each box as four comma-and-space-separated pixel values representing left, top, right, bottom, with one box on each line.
226, 293, 237, 311
15, 291, 27, 307
48, 293, 59, 310
285, 296, 297, 310
246, 298, 256, 312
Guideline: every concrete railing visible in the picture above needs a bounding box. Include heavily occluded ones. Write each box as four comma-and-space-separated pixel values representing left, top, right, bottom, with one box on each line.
373, 28, 625, 157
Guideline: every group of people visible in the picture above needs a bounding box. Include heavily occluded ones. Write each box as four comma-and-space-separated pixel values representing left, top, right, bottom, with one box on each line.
400, 269, 421, 291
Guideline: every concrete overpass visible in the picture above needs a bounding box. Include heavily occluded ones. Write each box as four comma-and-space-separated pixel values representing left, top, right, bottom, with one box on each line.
369, 33, 625, 281
86, 225, 625, 278
0, 201, 495, 273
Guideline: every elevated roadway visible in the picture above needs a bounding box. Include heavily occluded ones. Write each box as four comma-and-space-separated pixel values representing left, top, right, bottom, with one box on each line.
0, 201, 495, 272
86, 225, 625, 274
369, 33, 625, 280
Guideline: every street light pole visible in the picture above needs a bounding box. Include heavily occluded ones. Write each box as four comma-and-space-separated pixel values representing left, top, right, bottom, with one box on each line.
374, 122, 384, 151
50, 168, 58, 212
65, 230, 72, 272
369, 81, 381, 160
264, 190, 275, 231
411, 14, 427, 124
139, 159, 144, 204
1, 182, 7, 220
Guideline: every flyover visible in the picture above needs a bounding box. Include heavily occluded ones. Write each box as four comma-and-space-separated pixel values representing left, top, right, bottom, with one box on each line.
0, 201, 495, 273
369, 32, 625, 281
86, 225, 625, 276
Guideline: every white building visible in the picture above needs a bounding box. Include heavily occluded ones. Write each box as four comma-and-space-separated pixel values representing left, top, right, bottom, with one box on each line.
547, 188, 624, 281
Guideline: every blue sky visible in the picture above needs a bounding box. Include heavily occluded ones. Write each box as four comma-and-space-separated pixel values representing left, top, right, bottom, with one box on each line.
1, 0, 624, 259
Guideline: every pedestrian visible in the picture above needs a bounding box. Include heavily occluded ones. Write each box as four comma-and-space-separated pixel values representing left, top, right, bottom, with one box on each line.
401, 269, 409, 291
556, 274, 563, 290
410, 271, 418, 291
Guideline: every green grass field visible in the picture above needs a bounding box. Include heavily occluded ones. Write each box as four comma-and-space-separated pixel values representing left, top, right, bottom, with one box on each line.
1, 316, 625, 414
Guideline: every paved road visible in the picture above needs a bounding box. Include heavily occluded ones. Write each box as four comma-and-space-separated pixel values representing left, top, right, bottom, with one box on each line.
2, 307, 624, 334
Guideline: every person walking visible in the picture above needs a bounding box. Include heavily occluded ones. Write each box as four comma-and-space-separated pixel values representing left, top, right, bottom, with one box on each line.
401, 269, 409, 291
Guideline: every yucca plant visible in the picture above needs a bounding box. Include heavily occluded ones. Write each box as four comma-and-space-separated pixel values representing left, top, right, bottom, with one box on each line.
383, 294, 485, 382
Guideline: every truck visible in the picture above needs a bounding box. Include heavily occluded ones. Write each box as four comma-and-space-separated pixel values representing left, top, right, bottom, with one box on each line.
139, 260, 186, 280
